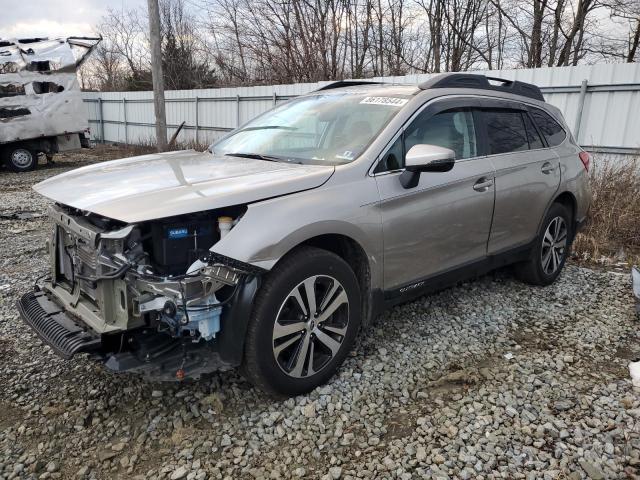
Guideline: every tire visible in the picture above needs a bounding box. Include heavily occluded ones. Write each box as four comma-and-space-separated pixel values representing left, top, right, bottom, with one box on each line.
242, 246, 361, 397
515, 202, 572, 286
4, 146, 38, 172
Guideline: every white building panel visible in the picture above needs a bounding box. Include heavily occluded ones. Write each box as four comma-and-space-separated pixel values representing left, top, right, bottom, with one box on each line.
84, 63, 640, 154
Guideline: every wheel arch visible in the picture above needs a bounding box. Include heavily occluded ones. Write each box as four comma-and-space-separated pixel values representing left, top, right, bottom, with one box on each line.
219, 232, 380, 368
279, 233, 380, 328
552, 191, 578, 240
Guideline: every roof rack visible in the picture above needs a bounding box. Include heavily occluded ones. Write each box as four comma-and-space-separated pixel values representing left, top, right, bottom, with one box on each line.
315, 80, 385, 91
419, 73, 544, 102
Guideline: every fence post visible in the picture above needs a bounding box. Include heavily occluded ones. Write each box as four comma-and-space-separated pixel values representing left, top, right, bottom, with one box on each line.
98, 97, 104, 143
574, 79, 588, 142
273, 91, 277, 106
236, 95, 241, 127
122, 98, 128, 144
195, 96, 200, 144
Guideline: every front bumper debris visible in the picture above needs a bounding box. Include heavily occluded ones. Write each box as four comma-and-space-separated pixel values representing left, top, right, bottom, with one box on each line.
103, 335, 233, 381
16, 290, 101, 359
16, 276, 262, 380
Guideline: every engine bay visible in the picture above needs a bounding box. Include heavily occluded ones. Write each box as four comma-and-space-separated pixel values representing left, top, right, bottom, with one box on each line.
45, 202, 255, 349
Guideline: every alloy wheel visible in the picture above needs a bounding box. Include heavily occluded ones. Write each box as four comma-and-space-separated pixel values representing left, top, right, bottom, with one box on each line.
541, 216, 567, 275
272, 275, 349, 378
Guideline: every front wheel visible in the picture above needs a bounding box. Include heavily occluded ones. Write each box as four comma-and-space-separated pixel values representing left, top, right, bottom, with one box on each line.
515, 202, 572, 286
242, 246, 361, 397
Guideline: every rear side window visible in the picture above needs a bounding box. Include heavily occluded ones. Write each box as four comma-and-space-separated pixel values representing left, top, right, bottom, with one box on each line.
483, 109, 528, 154
523, 113, 545, 149
530, 108, 566, 146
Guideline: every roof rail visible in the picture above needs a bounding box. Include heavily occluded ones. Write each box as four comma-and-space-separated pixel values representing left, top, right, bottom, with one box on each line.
419, 73, 544, 102
315, 80, 385, 91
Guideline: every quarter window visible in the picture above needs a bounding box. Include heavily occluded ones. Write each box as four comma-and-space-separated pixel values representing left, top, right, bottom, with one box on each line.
523, 113, 545, 149
530, 108, 566, 146
483, 109, 529, 154
375, 135, 403, 173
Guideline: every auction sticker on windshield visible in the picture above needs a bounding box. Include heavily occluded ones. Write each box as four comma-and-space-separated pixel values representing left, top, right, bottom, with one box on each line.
360, 96, 409, 107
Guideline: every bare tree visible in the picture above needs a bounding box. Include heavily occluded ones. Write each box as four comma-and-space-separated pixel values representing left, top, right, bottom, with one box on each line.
88, 0, 639, 92
160, 0, 217, 89
97, 7, 151, 90
605, 0, 640, 62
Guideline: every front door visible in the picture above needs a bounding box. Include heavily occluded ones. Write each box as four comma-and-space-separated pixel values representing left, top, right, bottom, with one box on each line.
373, 102, 496, 292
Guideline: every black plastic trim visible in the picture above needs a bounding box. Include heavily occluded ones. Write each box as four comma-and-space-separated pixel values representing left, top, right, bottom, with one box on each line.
217, 275, 261, 366
16, 290, 102, 359
315, 80, 385, 91
103, 335, 231, 381
383, 242, 534, 305
202, 252, 268, 276
420, 73, 545, 102
368, 288, 386, 325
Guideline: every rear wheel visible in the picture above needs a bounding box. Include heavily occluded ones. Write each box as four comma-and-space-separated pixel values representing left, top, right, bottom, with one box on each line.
515, 203, 572, 286
242, 246, 361, 397
3, 146, 37, 172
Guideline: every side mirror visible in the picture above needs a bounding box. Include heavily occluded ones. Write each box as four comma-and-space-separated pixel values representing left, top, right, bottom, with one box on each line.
400, 144, 455, 188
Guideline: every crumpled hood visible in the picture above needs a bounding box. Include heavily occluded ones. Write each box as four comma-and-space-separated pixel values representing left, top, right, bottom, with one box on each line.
34, 149, 335, 223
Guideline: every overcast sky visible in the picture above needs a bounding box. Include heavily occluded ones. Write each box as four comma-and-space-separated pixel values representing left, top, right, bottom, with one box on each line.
0, 0, 147, 39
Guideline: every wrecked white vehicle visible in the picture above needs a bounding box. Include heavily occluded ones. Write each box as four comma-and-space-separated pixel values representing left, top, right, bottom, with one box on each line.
0, 37, 99, 171
18, 75, 591, 396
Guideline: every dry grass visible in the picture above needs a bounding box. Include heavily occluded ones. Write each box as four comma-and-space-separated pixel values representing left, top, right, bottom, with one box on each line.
573, 157, 640, 264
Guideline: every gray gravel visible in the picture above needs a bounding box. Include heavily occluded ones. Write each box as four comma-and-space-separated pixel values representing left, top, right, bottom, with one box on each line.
1, 147, 640, 479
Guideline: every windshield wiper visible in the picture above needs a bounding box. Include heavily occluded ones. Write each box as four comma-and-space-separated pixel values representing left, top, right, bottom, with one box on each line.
241, 125, 297, 132
225, 152, 284, 162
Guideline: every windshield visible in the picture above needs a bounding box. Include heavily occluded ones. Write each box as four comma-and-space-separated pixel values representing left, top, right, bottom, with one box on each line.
211, 93, 409, 165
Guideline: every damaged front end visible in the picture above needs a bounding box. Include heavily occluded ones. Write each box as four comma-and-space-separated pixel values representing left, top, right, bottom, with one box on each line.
17, 203, 264, 380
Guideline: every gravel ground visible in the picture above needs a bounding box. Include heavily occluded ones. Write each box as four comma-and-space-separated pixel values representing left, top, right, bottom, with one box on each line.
1, 146, 639, 480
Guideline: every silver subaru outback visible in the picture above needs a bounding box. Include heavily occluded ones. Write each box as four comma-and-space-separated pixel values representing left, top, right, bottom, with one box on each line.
18, 74, 591, 396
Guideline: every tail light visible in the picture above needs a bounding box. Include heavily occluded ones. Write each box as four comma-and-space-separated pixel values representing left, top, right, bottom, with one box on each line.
579, 151, 590, 172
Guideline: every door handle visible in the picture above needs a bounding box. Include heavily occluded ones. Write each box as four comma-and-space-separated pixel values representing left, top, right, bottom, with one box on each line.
541, 162, 556, 174
473, 177, 493, 192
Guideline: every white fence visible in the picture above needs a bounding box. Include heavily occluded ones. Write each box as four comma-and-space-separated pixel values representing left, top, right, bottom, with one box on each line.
83, 62, 640, 155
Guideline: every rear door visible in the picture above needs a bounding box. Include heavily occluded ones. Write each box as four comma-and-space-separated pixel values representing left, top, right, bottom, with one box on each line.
373, 98, 496, 291
478, 102, 561, 254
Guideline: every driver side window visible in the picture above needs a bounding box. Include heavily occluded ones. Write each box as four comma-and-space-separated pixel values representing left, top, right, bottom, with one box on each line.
405, 108, 477, 160
375, 108, 478, 173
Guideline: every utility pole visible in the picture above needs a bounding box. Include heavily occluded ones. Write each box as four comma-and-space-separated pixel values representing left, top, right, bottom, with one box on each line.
147, 0, 168, 151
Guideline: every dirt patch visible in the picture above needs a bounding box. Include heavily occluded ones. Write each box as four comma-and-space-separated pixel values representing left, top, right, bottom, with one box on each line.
615, 345, 640, 362
0, 337, 15, 361
427, 368, 481, 397
510, 326, 561, 351
384, 411, 417, 440
0, 401, 24, 431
